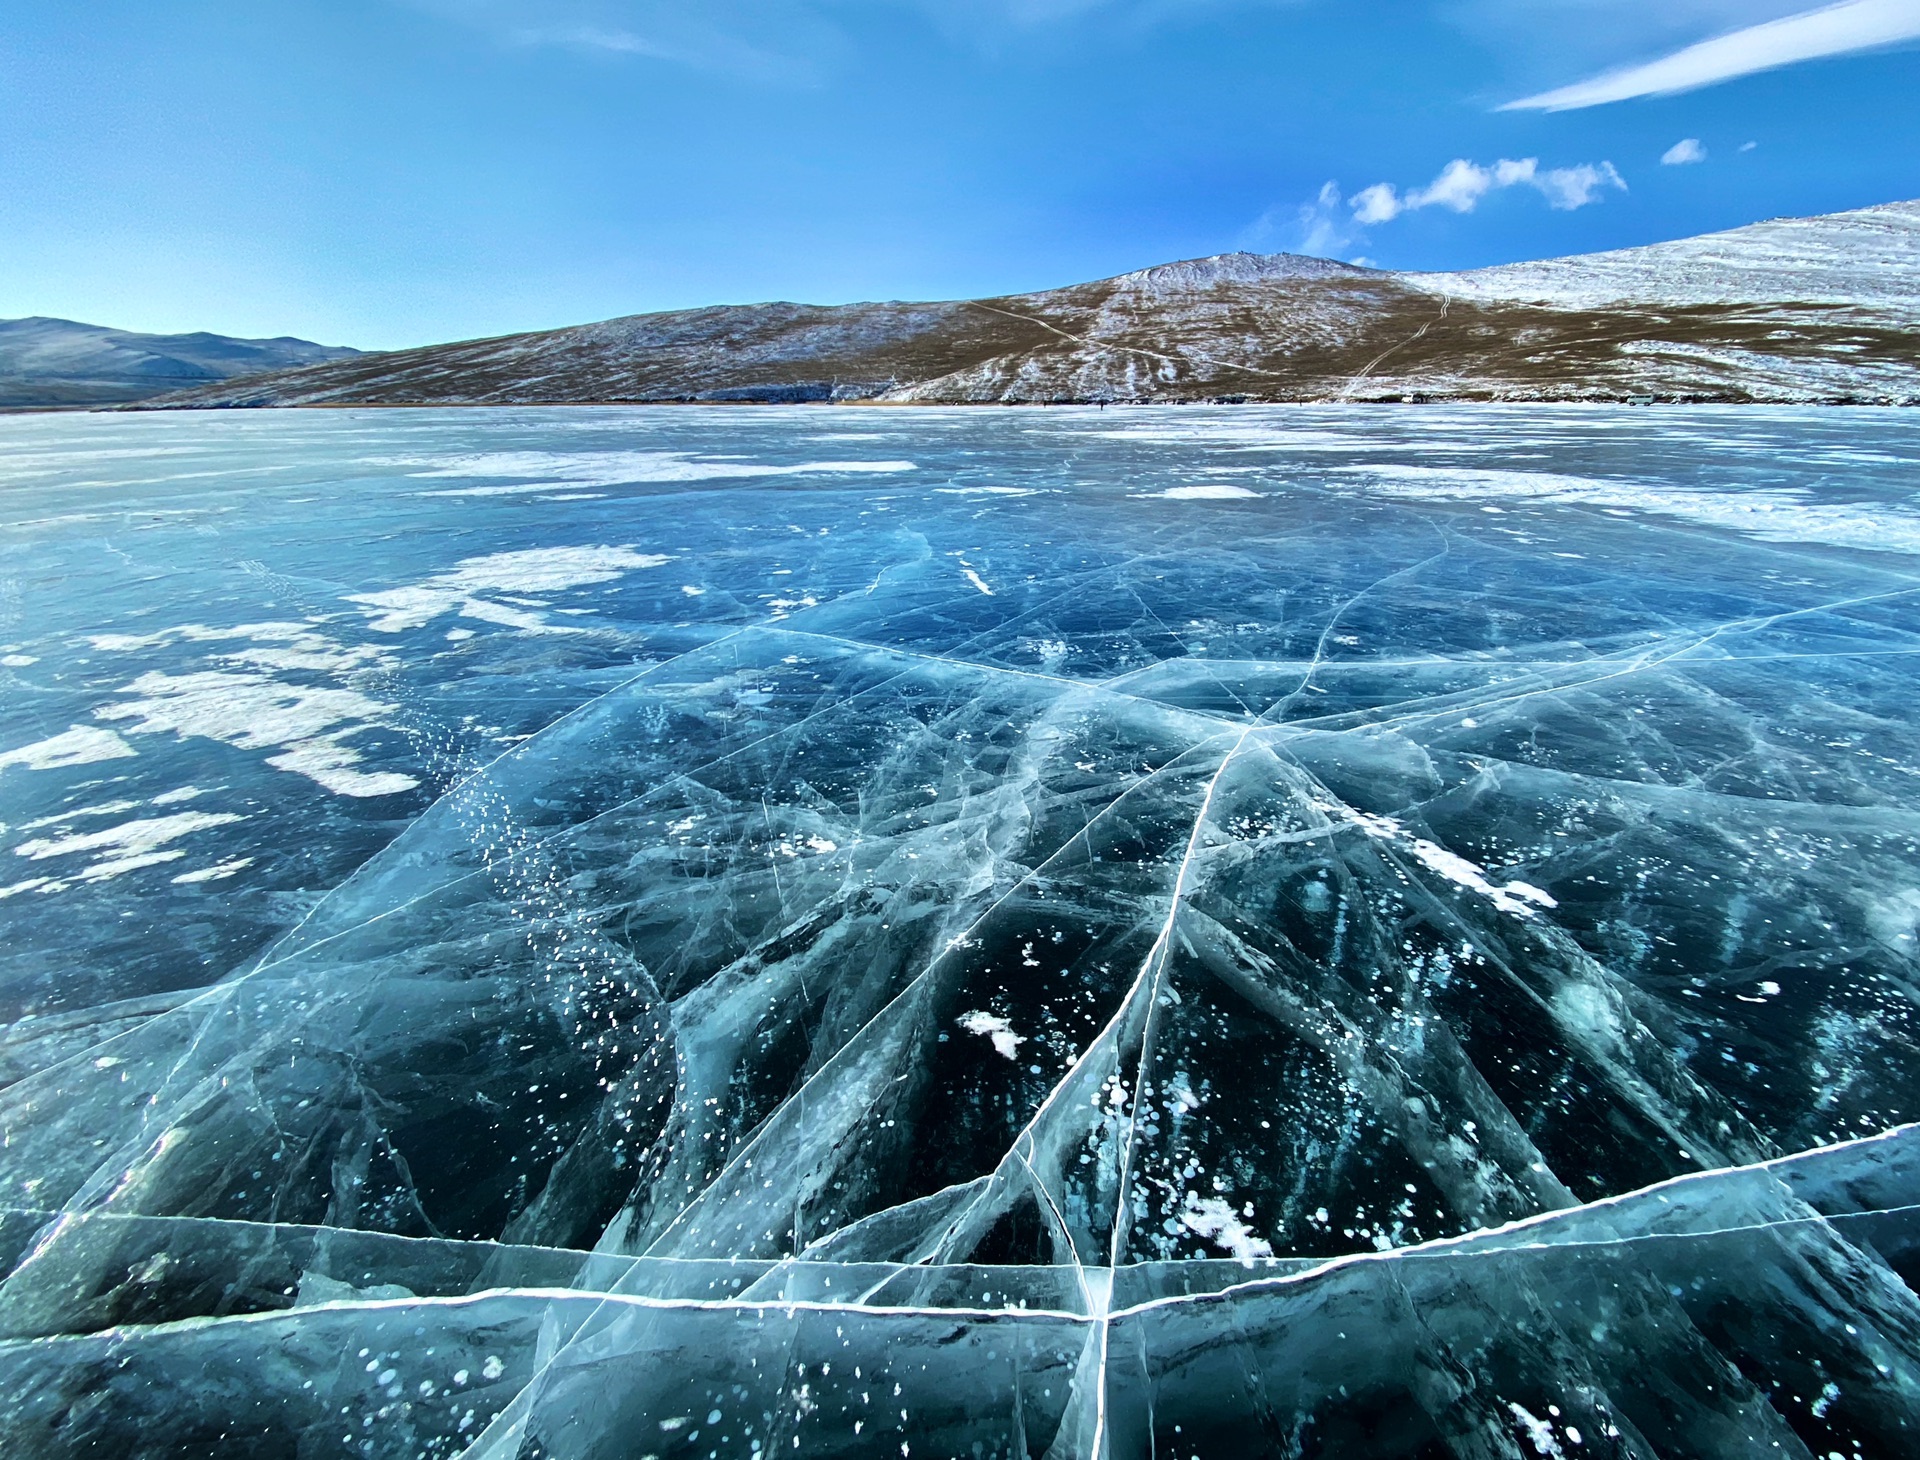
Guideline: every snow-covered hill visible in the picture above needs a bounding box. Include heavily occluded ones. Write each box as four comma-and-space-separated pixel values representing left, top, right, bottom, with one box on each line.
146, 199, 1920, 409
1412, 200, 1920, 316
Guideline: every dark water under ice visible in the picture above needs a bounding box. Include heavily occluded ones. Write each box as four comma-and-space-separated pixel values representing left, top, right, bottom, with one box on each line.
3, 404, 1920, 1458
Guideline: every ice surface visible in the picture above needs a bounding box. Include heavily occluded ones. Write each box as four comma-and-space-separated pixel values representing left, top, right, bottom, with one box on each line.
2, 403, 1920, 1456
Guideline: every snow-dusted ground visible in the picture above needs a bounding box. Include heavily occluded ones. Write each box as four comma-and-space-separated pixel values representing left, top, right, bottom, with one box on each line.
1412, 199, 1920, 318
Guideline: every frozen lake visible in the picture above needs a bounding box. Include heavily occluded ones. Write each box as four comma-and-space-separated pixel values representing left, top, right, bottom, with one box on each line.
3, 404, 1920, 1457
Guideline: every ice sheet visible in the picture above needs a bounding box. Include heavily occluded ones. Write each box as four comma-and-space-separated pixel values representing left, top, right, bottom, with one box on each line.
3, 403, 1920, 1457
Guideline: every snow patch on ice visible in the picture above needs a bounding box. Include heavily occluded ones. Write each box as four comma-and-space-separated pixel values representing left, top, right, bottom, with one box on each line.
1507, 1402, 1567, 1457
1179, 1193, 1275, 1264
393, 451, 915, 493
98, 671, 418, 798
14, 810, 245, 883
1090, 421, 1502, 453
19, 800, 141, 832
80, 626, 415, 793
1403, 837, 1561, 919
957, 1011, 1026, 1060
1143, 484, 1261, 500
1324, 801, 1556, 919
173, 857, 255, 884
348, 545, 672, 633
88, 622, 395, 674
1336, 464, 1920, 557
0, 725, 138, 774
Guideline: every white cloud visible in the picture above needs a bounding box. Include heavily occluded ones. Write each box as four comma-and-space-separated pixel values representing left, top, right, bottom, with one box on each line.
1531, 160, 1628, 207
1298, 180, 1348, 252
1243, 181, 1357, 256
1662, 137, 1709, 164
1503, 0, 1920, 110
1349, 156, 1625, 224
1350, 182, 1403, 224
1414, 158, 1502, 211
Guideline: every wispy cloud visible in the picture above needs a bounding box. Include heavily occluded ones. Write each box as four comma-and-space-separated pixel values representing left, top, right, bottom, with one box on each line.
1298, 181, 1352, 254
1238, 181, 1364, 258
1350, 157, 1625, 224
419, 0, 1299, 74
1662, 137, 1708, 164
405, 0, 822, 80
1503, 0, 1920, 110
507, 24, 681, 61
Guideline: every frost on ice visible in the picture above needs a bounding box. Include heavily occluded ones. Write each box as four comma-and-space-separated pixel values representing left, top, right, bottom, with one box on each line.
4, 405, 1920, 1458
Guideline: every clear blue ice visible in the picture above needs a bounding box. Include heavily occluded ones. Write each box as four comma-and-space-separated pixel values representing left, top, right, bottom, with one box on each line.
3, 404, 1920, 1457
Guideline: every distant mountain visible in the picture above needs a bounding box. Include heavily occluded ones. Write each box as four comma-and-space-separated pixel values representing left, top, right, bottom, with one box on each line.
0, 318, 359, 407
149, 200, 1920, 409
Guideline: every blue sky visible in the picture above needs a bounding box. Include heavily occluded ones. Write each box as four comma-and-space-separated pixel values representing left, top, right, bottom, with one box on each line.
2, 0, 1916, 348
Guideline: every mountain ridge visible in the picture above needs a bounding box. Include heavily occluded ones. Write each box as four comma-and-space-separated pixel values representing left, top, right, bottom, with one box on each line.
0, 317, 359, 408
143, 199, 1920, 409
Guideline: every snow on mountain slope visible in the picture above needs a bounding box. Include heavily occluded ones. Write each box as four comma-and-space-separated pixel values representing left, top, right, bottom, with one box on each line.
1414, 200, 1920, 317
1109, 251, 1373, 293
